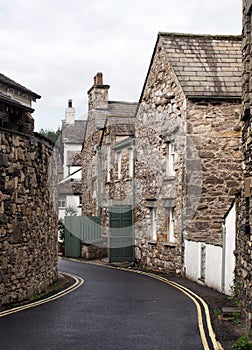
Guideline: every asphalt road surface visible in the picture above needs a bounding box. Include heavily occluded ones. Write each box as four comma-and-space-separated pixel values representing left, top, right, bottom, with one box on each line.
0, 258, 205, 350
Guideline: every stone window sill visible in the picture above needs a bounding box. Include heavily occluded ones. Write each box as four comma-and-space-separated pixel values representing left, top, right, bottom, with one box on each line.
163, 242, 176, 248
148, 240, 157, 245
163, 176, 176, 182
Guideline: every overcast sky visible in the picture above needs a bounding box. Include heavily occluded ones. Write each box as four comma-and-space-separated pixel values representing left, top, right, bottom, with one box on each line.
0, 0, 242, 131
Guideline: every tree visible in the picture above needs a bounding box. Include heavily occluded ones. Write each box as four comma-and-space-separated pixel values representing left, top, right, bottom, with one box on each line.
39, 127, 61, 144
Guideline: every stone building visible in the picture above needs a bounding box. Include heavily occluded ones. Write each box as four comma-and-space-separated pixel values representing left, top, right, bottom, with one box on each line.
134, 33, 242, 293
81, 72, 137, 259
82, 72, 137, 217
0, 73, 59, 307
237, 0, 252, 327
58, 100, 86, 219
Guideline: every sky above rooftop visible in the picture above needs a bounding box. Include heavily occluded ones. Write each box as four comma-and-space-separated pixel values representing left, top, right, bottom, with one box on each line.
0, 0, 242, 131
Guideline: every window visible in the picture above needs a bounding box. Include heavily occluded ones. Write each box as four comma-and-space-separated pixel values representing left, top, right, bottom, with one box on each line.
167, 207, 175, 242
117, 151, 122, 179
59, 198, 66, 208
151, 208, 157, 241
129, 147, 134, 178
166, 142, 175, 176
107, 145, 111, 182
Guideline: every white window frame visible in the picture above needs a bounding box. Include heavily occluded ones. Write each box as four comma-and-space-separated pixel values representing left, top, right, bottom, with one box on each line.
166, 142, 175, 177
59, 198, 66, 208
107, 145, 111, 182
117, 151, 122, 180
129, 147, 134, 178
167, 207, 175, 242
151, 208, 157, 241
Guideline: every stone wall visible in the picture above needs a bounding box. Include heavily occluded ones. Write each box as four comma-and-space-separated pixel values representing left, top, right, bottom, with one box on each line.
134, 37, 242, 275
0, 128, 59, 307
186, 99, 242, 244
236, 0, 252, 324
134, 41, 186, 273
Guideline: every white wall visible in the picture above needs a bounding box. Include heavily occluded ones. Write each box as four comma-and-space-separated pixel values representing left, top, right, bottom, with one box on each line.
185, 240, 222, 292
63, 143, 82, 178
224, 203, 236, 295
58, 194, 81, 220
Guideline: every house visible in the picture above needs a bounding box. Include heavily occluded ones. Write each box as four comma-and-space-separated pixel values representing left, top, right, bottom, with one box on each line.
134, 33, 242, 293
99, 114, 136, 261
236, 0, 252, 328
58, 100, 86, 219
81, 72, 137, 259
0, 73, 59, 307
0, 73, 40, 133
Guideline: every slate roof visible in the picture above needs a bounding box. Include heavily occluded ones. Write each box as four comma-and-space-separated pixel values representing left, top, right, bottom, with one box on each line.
62, 120, 87, 143
67, 151, 82, 166
0, 91, 34, 112
58, 178, 82, 195
106, 116, 135, 135
159, 33, 242, 98
108, 101, 138, 117
94, 101, 138, 129
0, 73, 41, 99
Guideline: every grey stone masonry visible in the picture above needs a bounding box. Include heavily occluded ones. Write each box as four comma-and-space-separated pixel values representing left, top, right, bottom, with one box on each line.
134, 33, 242, 274
236, 0, 252, 328
0, 73, 58, 308
0, 130, 59, 307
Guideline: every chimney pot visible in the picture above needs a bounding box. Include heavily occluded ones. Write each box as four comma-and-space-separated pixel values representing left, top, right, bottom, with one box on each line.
96, 72, 103, 85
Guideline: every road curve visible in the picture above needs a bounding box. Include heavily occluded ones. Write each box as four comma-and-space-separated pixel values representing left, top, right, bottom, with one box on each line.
0, 258, 220, 350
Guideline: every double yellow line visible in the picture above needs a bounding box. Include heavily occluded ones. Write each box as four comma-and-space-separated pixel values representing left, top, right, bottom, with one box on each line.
0, 272, 84, 318
85, 260, 224, 350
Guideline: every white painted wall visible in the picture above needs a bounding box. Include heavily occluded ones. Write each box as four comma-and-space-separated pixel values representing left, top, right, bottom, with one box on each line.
205, 244, 222, 291
184, 240, 222, 292
58, 194, 81, 220
224, 203, 236, 295
63, 143, 82, 178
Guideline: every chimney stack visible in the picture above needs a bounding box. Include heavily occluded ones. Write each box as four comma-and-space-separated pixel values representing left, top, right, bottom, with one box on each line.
88, 72, 110, 110
65, 99, 75, 124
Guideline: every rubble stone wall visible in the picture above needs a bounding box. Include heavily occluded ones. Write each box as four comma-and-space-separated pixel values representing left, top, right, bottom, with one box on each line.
0, 128, 58, 307
134, 39, 242, 274
134, 41, 186, 273
186, 99, 242, 244
237, 0, 252, 322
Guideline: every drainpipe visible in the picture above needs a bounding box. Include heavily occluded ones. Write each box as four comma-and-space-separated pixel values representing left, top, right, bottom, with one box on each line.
221, 222, 226, 293
97, 146, 102, 219
180, 155, 185, 273
131, 139, 135, 260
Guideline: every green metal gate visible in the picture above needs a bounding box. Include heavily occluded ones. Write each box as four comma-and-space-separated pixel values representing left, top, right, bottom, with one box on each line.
109, 205, 134, 263
65, 215, 101, 258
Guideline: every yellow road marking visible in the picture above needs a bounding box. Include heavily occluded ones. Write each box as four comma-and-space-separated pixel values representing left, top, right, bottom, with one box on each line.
0, 272, 84, 318
71, 259, 222, 350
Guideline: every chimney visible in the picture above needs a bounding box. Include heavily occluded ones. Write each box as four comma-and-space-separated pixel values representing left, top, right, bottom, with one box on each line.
65, 99, 75, 124
88, 72, 110, 110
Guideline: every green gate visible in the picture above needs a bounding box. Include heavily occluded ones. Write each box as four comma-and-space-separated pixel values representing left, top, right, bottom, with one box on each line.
65, 215, 101, 258
109, 205, 134, 263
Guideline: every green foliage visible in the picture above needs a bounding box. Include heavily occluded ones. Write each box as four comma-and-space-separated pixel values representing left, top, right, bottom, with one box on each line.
229, 284, 241, 307
214, 308, 222, 316
233, 310, 241, 324
58, 219, 65, 243
65, 205, 78, 217
232, 334, 252, 349
39, 127, 61, 144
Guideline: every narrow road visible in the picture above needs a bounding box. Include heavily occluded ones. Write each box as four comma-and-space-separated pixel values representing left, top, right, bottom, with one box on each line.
0, 258, 205, 350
